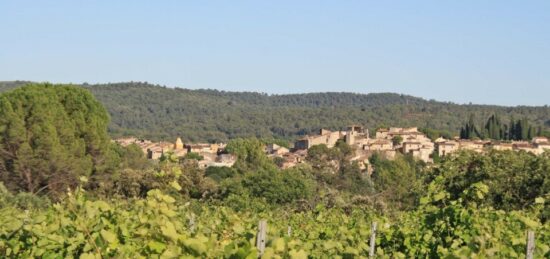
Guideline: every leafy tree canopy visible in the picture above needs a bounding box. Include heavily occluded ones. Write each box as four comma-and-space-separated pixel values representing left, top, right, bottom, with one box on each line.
0, 83, 111, 197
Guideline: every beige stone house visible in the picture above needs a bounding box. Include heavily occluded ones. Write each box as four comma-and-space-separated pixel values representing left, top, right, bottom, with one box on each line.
532, 137, 549, 144
365, 139, 393, 151
492, 142, 513, 151
294, 129, 346, 149
186, 143, 219, 154
513, 143, 539, 154
535, 141, 550, 153
266, 143, 290, 156
458, 140, 487, 153
436, 141, 459, 157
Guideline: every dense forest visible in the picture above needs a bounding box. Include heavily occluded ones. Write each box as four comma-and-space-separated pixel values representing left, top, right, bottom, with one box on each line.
0, 83, 549, 257
1, 81, 549, 142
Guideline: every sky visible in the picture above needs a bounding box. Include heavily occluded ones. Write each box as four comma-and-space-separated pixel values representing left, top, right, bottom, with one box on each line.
1, 1, 549, 106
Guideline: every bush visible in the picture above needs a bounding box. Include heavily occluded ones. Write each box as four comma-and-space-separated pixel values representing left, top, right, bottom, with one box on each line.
221, 168, 315, 206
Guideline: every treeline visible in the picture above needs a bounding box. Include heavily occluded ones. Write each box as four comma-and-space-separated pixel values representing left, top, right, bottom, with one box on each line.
1, 81, 549, 142
460, 114, 543, 140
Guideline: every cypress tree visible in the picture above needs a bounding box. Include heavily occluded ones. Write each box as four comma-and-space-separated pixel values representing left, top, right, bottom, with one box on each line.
520, 119, 529, 140
509, 117, 516, 140
528, 126, 535, 140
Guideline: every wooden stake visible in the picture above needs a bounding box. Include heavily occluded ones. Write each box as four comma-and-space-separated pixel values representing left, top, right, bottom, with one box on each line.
287, 226, 292, 237
526, 230, 535, 259
256, 220, 267, 256
189, 214, 196, 233
369, 222, 377, 258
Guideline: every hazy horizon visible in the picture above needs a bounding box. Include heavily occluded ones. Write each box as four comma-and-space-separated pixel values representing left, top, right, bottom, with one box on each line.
1, 1, 549, 106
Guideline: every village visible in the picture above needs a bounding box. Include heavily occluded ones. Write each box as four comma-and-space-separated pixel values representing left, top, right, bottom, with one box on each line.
115, 125, 550, 170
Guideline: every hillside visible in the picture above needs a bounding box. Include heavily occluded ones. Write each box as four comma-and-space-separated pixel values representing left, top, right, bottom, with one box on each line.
1, 81, 549, 142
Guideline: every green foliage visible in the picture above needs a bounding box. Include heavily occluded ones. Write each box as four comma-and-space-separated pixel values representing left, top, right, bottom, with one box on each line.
219, 168, 315, 210
306, 141, 355, 171
462, 113, 539, 140
370, 154, 423, 211
380, 179, 550, 258
306, 144, 333, 170
391, 135, 403, 146
426, 150, 550, 214
184, 152, 204, 161
0, 182, 51, 210
460, 114, 482, 139
305, 142, 375, 202
260, 138, 290, 148
242, 169, 315, 204
225, 138, 275, 172
0, 83, 111, 197
111, 143, 151, 170
1, 185, 548, 258
205, 166, 236, 183
419, 128, 453, 140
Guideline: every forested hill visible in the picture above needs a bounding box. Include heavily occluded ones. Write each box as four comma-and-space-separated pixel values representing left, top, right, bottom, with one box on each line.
1, 81, 549, 142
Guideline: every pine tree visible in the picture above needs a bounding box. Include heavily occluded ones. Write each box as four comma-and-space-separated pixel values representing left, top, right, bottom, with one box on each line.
0, 83, 112, 197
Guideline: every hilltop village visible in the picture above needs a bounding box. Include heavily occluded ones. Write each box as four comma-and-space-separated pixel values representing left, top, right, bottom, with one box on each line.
115, 125, 550, 169
114, 137, 237, 168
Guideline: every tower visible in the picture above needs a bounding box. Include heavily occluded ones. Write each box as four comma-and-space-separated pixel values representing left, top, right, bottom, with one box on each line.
174, 137, 184, 150
346, 130, 355, 145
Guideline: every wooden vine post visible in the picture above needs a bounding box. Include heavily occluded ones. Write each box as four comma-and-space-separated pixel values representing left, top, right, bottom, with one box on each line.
526, 230, 535, 259
256, 220, 267, 257
189, 214, 196, 233
369, 222, 377, 258
287, 226, 292, 237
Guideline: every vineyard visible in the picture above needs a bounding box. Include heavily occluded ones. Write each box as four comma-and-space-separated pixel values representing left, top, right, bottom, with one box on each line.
1, 181, 549, 258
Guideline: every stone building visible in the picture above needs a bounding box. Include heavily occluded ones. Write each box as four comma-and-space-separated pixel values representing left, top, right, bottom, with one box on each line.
436, 141, 459, 157
491, 142, 513, 151
365, 140, 393, 151
294, 129, 346, 150
186, 143, 219, 154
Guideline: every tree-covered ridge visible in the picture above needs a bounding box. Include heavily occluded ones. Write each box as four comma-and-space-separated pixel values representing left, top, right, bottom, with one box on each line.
1, 81, 549, 142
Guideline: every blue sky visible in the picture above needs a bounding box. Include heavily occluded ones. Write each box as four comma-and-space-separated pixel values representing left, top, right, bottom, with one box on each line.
1, 1, 549, 106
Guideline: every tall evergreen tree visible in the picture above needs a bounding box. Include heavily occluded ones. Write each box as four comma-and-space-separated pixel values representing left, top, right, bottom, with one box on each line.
519, 119, 529, 140
461, 114, 481, 139
0, 83, 111, 196
484, 114, 507, 140
509, 117, 516, 140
